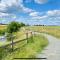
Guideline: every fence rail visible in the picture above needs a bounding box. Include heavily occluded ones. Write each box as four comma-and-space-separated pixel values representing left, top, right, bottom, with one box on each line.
0, 31, 47, 60
0, 38, 27, 48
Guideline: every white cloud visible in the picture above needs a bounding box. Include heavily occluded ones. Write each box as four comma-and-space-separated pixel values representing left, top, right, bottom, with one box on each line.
0, 0, 35, 19
38, 15, 47, 19
0, 0, 60, 25
0, 0, 19, 13
1, 0, 18, 6
31, 15, 47, 20
22, 6, 34, 13
0, 12, 9, 17
47, 10, 60, 16
29, 10, 60, 21
0, 12, 17, 21
35, 0, 48, 4
29, 12, 39, 16
29, 11, 48, 20
0, 0, 34, 13
0, 3, 7, 11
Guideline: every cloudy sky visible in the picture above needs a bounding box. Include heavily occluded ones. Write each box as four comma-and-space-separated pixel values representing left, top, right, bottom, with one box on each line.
0, 0, 60, 25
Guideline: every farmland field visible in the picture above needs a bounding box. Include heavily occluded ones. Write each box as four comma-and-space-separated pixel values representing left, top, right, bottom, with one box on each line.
0, 25, 60, 38
0, 25, 7, 30
25, 26, 60, 38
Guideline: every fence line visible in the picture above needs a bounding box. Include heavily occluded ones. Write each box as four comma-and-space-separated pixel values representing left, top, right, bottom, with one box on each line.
0, 31, 33, 49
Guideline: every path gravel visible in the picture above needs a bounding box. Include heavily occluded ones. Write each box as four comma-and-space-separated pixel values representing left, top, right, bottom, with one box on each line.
36, 33, 60, 60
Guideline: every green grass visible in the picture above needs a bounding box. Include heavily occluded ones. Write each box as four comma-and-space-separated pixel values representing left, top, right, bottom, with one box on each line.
25, 26, 60, 38
0, 27, 26, 46
1, 34, 48, 60
0, 25, 6, 36
0, 25, 50, 60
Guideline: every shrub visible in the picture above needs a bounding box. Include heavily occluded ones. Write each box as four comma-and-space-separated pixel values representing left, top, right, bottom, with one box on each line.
0, 30, 5, 36
7, 21, 21, 33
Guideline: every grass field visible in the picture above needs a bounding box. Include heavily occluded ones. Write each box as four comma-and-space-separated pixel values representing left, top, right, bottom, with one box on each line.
0, 28, 26, 46
0, 25, 48, 60
1, 34, 48, 60
0, 25, 60, 38
0, 25, 60, 60
25, 26, 60, 38
0, 25, 7, 30
0, 25, 7, 36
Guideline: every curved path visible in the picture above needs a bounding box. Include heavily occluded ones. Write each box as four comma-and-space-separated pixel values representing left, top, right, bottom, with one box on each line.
36, 32, 60, 60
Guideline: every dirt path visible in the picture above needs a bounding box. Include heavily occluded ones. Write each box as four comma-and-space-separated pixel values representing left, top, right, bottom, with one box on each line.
36, 33, 60, 60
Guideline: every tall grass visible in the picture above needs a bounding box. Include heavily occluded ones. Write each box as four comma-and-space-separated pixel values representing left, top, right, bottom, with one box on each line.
0, 25, 7, 30
1, 34, 48, 60
26, 26, 60, 38
0, 25, 6, 36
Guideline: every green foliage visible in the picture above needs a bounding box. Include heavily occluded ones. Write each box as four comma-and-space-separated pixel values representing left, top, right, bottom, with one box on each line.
7, 21, 25, 33
7, 21, 21, 33
0, 48, 3, 60
20, 22, 25, 27
6, 21, 25, 42
2, 35, 48, 60
6, 33, 14, 41
0, 30, 5, 35
0, 48, 5, 60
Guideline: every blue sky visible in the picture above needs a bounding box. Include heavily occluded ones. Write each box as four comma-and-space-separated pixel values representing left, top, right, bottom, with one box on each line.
0, 0, 60, 25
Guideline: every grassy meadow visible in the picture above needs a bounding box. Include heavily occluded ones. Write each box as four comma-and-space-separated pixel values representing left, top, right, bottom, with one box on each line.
0, 25, 60, 60
0, 25, 7, 30
0, 25, 48, 60
0, 25, 7, 36
1, 34, 48, 60
0, 25, 60, 38
25, 26, 60, 38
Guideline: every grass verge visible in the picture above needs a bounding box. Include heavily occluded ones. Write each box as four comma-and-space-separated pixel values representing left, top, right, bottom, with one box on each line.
1, 34, 48, 60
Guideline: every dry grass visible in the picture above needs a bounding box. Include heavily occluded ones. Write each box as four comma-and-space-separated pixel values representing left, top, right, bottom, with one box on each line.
0, 25, 7, 30
25, 26, 60, 38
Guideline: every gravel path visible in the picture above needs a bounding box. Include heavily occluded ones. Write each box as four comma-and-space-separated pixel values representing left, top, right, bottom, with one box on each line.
36, 33, 60, 60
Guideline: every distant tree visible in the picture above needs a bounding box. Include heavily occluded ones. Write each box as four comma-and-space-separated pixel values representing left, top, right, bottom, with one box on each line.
7, 22, 25, 33
26, 24, 30, 26
20, 22, 25, 27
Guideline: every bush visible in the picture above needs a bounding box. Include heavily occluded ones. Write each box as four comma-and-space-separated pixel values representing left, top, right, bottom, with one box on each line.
20, 22, 25, 27
7, 21, 21, 33
0, 30, 5, 36
6, 21, 25, 41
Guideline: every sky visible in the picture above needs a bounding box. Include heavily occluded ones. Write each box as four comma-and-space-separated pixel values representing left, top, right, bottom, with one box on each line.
0, 0, 60, 25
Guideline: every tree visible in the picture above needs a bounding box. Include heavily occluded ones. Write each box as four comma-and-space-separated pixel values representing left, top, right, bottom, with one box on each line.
7, 21, 25, 51
20, 22, 25, 27
7, 21, 21, 33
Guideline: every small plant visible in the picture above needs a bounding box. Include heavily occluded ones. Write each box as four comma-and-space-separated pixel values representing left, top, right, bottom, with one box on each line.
0, 30, 5, 36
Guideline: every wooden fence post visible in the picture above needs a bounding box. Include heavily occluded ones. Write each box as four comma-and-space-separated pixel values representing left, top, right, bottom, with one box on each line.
30, 31, 32, 36
26, 32, 28, 43
30, 31, 33, 42
11, 38, 13, 51
11, 34, 14, 51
